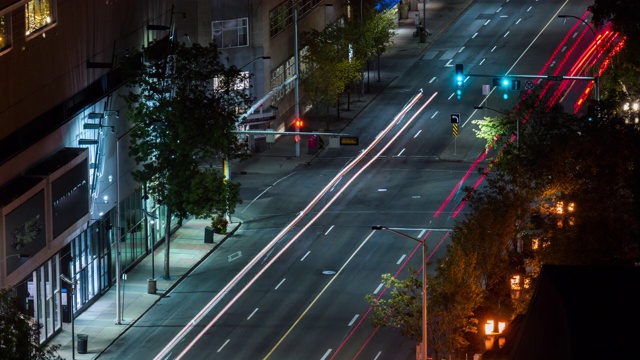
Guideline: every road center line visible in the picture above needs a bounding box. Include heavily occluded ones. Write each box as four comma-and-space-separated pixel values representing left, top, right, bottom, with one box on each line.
264, 231, 377, 359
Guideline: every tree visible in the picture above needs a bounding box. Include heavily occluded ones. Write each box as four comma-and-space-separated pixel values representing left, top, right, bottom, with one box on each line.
300, 3, 395, 127
367, 87, 640, 355
0, 288, 61, 360
590, 0, 640, 66
301, 23, 363, 126
429, 244, 484, 357
589, 0, 640, 110
123, 41, 250, 278
366, 270, 423, 342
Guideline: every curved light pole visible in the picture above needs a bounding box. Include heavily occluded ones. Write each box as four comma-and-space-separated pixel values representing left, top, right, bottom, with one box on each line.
558, 14, 600, 102
474, 105, 518, 147
372, 226, 428, 360
238, 56, 271, 71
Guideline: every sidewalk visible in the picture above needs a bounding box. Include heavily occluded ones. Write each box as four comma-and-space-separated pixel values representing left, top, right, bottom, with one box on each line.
50, 1, 475, 358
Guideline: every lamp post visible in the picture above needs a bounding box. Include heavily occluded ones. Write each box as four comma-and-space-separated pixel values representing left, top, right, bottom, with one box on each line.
238, 56, 271, 71
558, 14, 600, 102
372, 225, 428, 360
60, 274, 77, 360
474, 105, 518, 147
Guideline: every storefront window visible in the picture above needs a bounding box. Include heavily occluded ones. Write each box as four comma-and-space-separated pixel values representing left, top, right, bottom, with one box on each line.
32, 255, 60, 343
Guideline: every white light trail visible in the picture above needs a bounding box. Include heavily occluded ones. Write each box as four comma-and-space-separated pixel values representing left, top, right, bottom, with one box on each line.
155, 91, 428, 360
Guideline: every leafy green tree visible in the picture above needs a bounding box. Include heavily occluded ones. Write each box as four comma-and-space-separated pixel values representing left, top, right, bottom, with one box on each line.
122, 42, 249, 278
369, 85, 640, 355
589, 0, 640, 112
0, 288, 61, 360
429, 244, 484, 358
365, 270, 423, 342
590, 0, 640, 65
301, 4, 394, 127
301, 23, 363, 126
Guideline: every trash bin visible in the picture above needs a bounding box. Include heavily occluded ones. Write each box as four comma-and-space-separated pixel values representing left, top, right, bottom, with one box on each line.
419, 26, 427, 43
77, 334, 88, 354
147, 278, 157, 294
204, 226, 214, 243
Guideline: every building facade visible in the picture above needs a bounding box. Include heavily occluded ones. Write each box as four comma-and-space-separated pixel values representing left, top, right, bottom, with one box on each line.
0, 0, 344, 344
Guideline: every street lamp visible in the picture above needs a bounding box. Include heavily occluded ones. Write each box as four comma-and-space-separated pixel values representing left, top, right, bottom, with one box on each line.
60, 274, 77, 360
238, 56, 271, 71
474, 105, 518, 147
372, 225, 428, 360
558, 14, 600, 102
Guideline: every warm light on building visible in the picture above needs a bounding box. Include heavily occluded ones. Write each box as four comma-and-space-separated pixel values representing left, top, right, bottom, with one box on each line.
511, 275, 521, 291
485, 320, 494, 335
485, 320, 507, 350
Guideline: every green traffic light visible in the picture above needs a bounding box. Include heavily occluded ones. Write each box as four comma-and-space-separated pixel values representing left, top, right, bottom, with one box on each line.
503, 93, 509, 100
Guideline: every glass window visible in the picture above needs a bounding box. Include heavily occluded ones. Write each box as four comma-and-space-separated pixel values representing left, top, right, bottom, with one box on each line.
269, 0, 321, 38
299, 46, 310, 76
285, 57, 295, 94
0, 12, 11, 52
212, 18, 248, 49
270, 64, 285, 102
25, 0, 54, 37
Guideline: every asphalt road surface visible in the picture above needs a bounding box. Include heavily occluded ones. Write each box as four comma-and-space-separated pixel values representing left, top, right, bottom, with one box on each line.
100, 0, 604, 359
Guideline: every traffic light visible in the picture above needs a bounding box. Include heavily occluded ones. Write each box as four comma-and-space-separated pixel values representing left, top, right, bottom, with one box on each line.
455, 64, 464, 88
493, 77, 519, 99
294, 118, 303, 129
